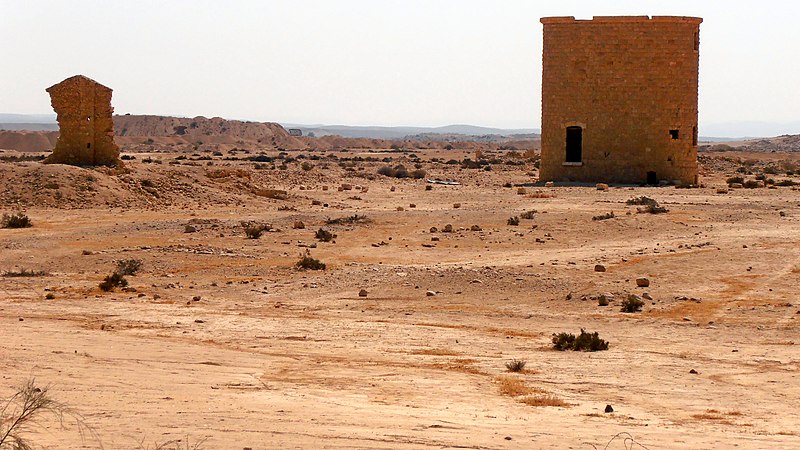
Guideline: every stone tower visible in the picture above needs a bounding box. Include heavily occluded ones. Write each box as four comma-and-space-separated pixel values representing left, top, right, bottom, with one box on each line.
539, 16, 702, 185
45, 75, 120, 166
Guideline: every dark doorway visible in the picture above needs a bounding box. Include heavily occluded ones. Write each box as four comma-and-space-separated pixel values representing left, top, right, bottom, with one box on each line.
565, 126, 582, 163
646, 171, 658, 185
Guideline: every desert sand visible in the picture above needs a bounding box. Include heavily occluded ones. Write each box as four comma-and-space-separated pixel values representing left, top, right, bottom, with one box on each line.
1, 143, 799, 449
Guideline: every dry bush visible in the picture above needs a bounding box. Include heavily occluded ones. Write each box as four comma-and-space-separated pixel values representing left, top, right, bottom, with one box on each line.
592, 212, 615, 221
314, 228, 336, 242
626, 196, 658, 206
325, 214, 370, 225
507, 216, 520, 226
1, 212, 32, 229
99, 272, 128, 292
116, 259, 143, 276
1, 269, 48, 277
519, 394, 569, 407
241, 221, 271, 239
296, 250, 326, 270
552, 329, 608, 351
520, 210, 536, 220
1, 378, 96, 449
621, 295, 644, 313
505, 359, 527, 372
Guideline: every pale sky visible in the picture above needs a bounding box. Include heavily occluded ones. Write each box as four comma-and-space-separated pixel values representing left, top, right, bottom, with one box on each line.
2, 0, 799, 136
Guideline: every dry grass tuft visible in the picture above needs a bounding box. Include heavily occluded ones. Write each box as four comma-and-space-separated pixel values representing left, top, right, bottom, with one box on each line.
495, 376, 569, 408
519, 394, 570, 407
411, 348, 460, 356
495, 375, 542, 397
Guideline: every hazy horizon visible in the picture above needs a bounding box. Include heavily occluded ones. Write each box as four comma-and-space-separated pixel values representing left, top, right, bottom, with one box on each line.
2, 1, 799, 136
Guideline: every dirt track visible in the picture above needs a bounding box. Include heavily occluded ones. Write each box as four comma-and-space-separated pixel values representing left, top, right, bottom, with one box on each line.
1, 151, 799, 449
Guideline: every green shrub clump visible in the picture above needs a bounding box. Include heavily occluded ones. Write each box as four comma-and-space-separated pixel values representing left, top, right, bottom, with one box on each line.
552, 329, 609, 352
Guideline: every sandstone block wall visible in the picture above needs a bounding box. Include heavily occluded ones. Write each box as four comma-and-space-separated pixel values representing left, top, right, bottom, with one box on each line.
45, 75, 120, 166
539, 16, 701, 185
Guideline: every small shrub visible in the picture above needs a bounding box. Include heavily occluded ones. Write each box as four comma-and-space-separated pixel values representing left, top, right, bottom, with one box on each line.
296, 251, 326, 270
242, 221, 271, 239
507, 216, 520, 226
505, 359, 527, 372
99, 272, 128, 291
2, 269, 48, 277
592, 212, 615, 221
115, 259, 142, 276
301, 161, 314, 171
621, 295, 644, 313
410, 169, 427, 179
325, 214, 370, 225
641, 203, 669, 214
0, 378, 95, 449
315, 228, 336, 242
1, 212, 32, 229
520, 210, 537, 220
625, 196, 658, 206
552, 329, 608, 352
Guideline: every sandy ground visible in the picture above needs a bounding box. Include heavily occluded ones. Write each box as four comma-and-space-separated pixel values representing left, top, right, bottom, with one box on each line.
1, 151, 799, 449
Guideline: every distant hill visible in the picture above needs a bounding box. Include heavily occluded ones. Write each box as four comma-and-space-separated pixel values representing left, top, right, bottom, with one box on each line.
0, 113, 56, 123
0, 114, 58, 131
282, 123, 540, 140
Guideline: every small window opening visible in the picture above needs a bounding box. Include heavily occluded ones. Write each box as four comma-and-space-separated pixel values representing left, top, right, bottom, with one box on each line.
646, 171, 658, 185
565, 126, 582, 163
692, 126, 698, 146
87, 143, 91, 149
669, 129, 679, 140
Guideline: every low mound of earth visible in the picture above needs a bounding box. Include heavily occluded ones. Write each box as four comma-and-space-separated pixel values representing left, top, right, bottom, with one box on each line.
0, 130, 58, 153
0, 157, 331, 209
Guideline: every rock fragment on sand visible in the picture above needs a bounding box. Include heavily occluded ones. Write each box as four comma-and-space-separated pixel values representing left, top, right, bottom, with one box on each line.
636, 277, 650, 287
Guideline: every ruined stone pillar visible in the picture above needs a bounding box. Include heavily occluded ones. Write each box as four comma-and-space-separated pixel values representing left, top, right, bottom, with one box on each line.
44, 75, 120, 166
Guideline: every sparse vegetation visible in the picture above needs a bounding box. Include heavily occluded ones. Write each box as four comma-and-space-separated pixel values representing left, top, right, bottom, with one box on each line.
325, 214, 370, 225
505, 359, 527, 372
520, 210, 537, 220
1, 212, 32, 229
296, 250, 326, 270
641, 203, 669, 214
315, 228, 336, 242
627, 196, 668, 214
99, 272, 128, 292
242, 221, 271, 239
552, 329, 609, 351
1, 269, 48, 277
626, 196, 658, 206
0, 378, 94, 450
507, 216, 520, 226
621, 295, 645, 313
377, 165, 426, 179
592, 212, 615, 221
116, 259, 143, 276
